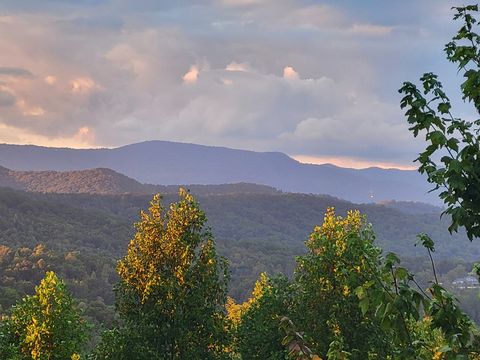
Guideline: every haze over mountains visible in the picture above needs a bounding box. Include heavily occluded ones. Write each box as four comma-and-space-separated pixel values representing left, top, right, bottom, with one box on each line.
0, 140, 435, 204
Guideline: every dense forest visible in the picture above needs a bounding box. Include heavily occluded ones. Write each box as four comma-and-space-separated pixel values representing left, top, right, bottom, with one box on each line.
0, 185, 479, 334
1, 187, 480, 359
0, 165, 279, 195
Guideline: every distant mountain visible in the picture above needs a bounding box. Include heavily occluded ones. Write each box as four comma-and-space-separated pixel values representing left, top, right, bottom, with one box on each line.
0, 141, 435, 204
0, 165, 278, 195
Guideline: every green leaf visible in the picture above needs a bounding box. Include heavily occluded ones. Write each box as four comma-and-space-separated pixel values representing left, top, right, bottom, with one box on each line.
428, 130, 447, 146
395, 267, 409, 281
359, 297, 369, 315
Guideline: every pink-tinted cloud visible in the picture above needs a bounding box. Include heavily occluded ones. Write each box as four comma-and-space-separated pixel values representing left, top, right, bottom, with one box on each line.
283, 66, 299, 80
70, 77, 100, 94
292, 154, 417, 170
0, 0, 455, 168
182, 65, 199, 84
225, 62, 251, 72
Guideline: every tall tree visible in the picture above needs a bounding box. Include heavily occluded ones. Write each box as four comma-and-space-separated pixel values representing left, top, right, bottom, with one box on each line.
95, 189, 229, 359
292, 208, 392, 359
399, 5, 480, 240
0, 271, 88, 360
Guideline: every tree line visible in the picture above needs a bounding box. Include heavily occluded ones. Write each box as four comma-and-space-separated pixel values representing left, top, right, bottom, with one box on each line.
1, 188, 479, 359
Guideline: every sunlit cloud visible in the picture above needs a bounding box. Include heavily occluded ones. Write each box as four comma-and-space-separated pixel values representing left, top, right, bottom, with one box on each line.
16, 99, 45, 117
283, 66, 299, 80
0, 123, 98, 149
75, 126, 95, 144
70, 77, 100, 94
226, 62, 251, 72
44, 75, 57, 85
292, 155, 417, 170
182, 65, 199, 84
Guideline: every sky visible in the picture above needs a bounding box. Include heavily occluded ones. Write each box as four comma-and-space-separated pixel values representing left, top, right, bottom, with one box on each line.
0, 0, 475, 169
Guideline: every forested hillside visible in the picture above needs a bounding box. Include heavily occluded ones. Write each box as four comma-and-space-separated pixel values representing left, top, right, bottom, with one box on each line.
0, 166, 279, 195
0, 186, 477, 330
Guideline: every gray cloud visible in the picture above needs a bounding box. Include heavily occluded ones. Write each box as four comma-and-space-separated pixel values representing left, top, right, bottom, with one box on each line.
0, 0, 467, 166
0, 90, 15, 106
0, 67, 33, 78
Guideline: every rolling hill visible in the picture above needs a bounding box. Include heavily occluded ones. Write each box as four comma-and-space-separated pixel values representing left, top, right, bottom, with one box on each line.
0, 166, 279, 195
0, 141, 436, 204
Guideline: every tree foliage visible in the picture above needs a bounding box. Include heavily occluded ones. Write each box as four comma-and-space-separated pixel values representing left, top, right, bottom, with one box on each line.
356, 239, 479, 359
0, 271, 88, 360
292, 208, 391, 359
2, 185, 480, 321
227, 273, 292, 359
399, 5, 480, 240
95, 189, 230, 359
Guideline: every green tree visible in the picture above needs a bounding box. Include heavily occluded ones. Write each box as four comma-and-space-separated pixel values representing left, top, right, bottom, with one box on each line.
395, 6, 480, 356
399, 5, 480, 240
227, 273, 292, 359
355, 235, 479, 359
94, 189, 229, 359
292, 208, 392, 359
0, 271, 88, 360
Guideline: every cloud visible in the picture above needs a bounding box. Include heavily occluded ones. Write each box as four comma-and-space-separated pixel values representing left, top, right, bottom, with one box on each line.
220, 0, 263, 6
0, 123, 97, 148
16, 99, 45, 116
0, 0, 454, 168
349, 23, 393, 36
219, 1, 346, 30
283, 66, 299, 80
0, 90, 16, 106
44, 75, 57, 85
225, 62, 251, 72
282, 117, 328, 139
70, 77, 100, 94
292, 155, 417, 170
281, 4, 346, 29
75, 126, 95, 143
0, 67, 33, 78
182, 65, 199, 84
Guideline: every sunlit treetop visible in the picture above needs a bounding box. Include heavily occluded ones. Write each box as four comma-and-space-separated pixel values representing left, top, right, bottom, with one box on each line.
117, 188, 209, 302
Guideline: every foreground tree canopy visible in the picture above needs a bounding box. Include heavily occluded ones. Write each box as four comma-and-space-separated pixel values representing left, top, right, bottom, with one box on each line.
0, 271, 87, 360
94, 189, 230, 359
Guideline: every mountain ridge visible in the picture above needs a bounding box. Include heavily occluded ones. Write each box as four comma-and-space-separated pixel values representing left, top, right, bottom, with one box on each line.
0, 140, 435, 204
0, 165, 279, 196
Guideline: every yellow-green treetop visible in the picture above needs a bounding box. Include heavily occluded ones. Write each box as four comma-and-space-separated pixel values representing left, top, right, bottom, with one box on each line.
117, 189, 207, 303
0, 271, 87, 360
98, 189, 229, 359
